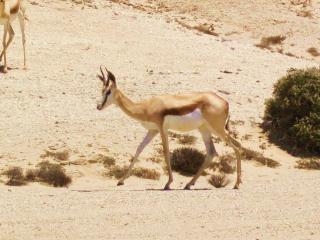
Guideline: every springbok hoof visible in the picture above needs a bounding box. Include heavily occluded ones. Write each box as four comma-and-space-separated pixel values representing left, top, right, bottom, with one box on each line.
163, 184, 171, 191
117, 181, 124, 186
233, 184, 239, 189
184, 184, 191, 190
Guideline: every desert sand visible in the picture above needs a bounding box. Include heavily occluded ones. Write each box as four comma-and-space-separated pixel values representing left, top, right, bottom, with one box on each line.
0, 0, 319, 239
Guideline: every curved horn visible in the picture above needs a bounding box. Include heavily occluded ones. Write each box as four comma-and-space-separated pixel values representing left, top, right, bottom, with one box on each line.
100, 65, 106, 83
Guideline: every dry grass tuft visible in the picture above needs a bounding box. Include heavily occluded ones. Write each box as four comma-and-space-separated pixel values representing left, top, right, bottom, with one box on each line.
210, 154, 236, 174
25, 169, 38, 181
255, 35, 286, 49
106, 165, 160, 180
100, 155, 116, 167
36, 161, 72, 187
296, 159, 320, 170
132, 167, 160, 180
171, 147, 205, 176
3, 167, 26, 186
307, 47, 320, 57
169, 132, 197, 145
41, 150, 70, 161
242, 148, 280, 168
208, 172, 230, 188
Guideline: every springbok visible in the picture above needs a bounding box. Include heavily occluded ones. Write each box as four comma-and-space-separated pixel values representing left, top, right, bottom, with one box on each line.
0, 0, 26, 73
97, 66, 243, 190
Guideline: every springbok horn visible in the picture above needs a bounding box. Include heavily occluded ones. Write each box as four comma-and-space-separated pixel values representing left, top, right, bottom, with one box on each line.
100, 65, 106, 83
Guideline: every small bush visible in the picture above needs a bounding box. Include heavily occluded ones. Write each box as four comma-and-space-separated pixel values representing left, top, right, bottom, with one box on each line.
132, 167, 160, 180
169, 132, 197, 145
37, 161, 72, 187
210, 154, 236, 174
106, 165, 160, 180
171, 147, 205, 176
3, 167, 26, 186
25, 169, 38, 181
41, 150, 70, 161
208, 172, 229, 188
296, 159, 320, 170
255, 35, 286, 49
263, 67, 320, 155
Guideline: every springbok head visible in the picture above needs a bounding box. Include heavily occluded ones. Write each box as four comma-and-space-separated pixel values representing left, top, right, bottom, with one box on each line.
97, 66, 117, 110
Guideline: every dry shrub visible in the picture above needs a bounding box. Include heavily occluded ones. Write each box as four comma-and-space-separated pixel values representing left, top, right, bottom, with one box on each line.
208, 172, 229, 188
255, 35, 286, 49
297, 10, 313, 18
106, 165, 160, 180
36, 161, 72, 187
171, 147, 205, 176
296, 159, 320, 170
3, 167, 26, 186
101, 155, 116, 167
307, 47, 320, 57
210, 154, 236, 174
25, 169, 38, 181
41, 150, 70, 161
169, 132, 197, 145
106, 165, 127, 179
132, 167, 160, 180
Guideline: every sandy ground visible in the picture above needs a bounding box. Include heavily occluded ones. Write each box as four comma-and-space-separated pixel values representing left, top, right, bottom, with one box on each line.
0, 0, 320, 239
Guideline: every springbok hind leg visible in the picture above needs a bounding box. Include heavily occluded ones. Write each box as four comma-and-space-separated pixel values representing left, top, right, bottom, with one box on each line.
218, 130, 242, 189
184, 126, 218, 190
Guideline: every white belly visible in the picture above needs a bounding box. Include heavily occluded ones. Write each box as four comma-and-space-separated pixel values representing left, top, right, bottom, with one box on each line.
141, 109, 205, 132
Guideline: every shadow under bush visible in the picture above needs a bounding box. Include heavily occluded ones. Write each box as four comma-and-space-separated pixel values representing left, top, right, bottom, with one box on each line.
263, 67, 320, 156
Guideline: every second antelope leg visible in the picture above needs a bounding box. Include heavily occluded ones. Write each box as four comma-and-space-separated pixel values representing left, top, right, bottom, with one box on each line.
117, 130, 158, 186
184, 126, 218, 190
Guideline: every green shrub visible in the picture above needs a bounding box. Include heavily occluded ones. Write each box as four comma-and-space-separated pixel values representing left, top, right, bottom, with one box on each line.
264, 68, 320, 155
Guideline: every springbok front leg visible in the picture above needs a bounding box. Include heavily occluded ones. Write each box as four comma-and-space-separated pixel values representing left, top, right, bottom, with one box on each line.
117, 130, 158, 186
160, 128, 173, 190
0, 24, 14, 63
184, 126, 218, 190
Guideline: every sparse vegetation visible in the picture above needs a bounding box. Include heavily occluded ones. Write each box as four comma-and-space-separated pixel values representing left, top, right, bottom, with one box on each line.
36, 161, 72, 187
40, 150, 70, 161
255, 35, 286, 50
208, 172, 229, 188
106, 165, 160, 180
264, 67, 320, 155
169, 132, 197, 145
296, 158, 320, 170
210, 154, 236, 174
3, 167, 26, 186
171, 147, 205, 176
243, 148, 280, 168
307, 47, 320, 57
25, 169, 38, 181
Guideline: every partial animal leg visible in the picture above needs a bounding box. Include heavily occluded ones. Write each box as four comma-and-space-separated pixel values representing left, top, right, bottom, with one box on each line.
160, 128, 173, 190
213, 128, 242, 189
18, 10, 27, 69
2, 23, 9, 73
184, 125, 218, 190
117, 130, 158, 186
0, 24, 15, 64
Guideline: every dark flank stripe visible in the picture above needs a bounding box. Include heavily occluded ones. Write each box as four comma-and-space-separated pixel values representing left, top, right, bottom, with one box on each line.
10, 1, 20, 15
